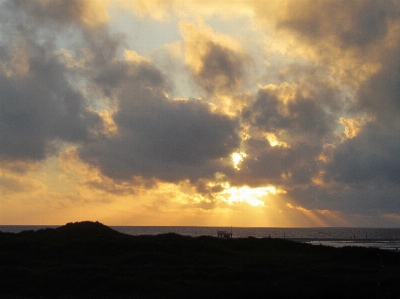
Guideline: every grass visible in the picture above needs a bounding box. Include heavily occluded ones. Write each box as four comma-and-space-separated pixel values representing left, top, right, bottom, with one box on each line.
1, 221, 399, 298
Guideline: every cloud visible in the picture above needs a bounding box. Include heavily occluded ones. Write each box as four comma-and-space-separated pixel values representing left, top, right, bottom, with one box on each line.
9, 0, 109, 29
78, 58, 241, 182
59, 148, 144, 196
356, 53, 400, 124
233, 0, 400, 219
0, 0, 241, 186
340, 117, 366, 139
0, 43, 102, 160
0, 1, 114, 162
2, 0, 400, 226
249, 0, 395, 90
290, 181, 400, 217
325, 123, 400, 185
248, 83, 337, 140
180, 21, 251, 97
272, 0, 399, 49
227, 76, 340, 187
0, 0, 138, 165
313, 2, 400, 217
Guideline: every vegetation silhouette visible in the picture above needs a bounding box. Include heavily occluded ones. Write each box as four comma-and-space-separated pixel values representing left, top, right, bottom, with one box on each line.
1, 221, 399, 298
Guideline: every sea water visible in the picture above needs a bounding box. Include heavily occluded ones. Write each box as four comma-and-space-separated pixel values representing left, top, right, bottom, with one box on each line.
1, 225, 400, 251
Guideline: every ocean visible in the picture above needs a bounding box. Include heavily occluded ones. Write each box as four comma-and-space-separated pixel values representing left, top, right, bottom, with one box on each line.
1, 225, 400, 251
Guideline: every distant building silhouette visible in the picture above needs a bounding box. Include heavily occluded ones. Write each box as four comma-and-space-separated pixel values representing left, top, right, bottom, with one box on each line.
217, 230, 232, 238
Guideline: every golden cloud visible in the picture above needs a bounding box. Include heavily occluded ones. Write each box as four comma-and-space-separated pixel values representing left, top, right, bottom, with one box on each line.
180, 21, 245, 74
340, 117, 366, 139
179, 20, 251, 115
124, 49, 149, 63
115, 0, 389, 90
98, 110, 118, 136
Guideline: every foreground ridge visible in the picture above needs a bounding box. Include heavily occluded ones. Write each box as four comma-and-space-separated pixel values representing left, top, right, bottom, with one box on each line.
1, 221, 400, 299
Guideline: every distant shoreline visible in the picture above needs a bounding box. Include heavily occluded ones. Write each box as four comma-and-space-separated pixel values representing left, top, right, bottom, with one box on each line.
2, 224, 400, 251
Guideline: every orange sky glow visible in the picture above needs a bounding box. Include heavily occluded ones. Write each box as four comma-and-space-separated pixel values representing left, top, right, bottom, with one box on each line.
1, 0, 400, 227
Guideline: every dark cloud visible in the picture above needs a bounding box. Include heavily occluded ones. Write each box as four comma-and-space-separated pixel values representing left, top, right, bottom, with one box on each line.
356, 56, 400, 124
0, 40, 102, 161
195, 179, 225, 195
79, 61, 240, 182
275, 0, 399, 49
320, 35, 400, 218
0, 0, 241, 185
227, 137, 322, 187
231, 78, 339, 186
191, 41, 248, 95
3, 0, 123, 93
8, 0, 107, 29
0, 1, 107, 161
325, 122, 400, 185
249, 88, 334, 138
237, 0, 400, 218
288, 181, 400, 216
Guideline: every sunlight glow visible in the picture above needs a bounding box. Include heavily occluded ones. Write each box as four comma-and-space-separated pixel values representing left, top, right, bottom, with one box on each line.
317, 209, 351, 226
295, 206, 327, 227
232, 152, 247, 169
226, 186, 266, 206
286, 203, 294, 209
218, 184, 281, 207
263, 132, 288, 147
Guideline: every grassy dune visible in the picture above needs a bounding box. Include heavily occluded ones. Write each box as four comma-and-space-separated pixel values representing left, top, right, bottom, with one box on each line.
1, 221, 399, 298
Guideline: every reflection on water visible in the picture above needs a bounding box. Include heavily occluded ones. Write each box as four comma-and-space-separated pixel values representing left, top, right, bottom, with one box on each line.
307, 240, 400, 251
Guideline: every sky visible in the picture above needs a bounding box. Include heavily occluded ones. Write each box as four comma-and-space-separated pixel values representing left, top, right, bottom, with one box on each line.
1, 0, 400, 227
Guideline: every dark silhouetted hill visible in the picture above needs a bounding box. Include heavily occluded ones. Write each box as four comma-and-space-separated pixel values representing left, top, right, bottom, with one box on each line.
1, 221, 400, 299
9, 221, 125, 243
54, 220, 123, 239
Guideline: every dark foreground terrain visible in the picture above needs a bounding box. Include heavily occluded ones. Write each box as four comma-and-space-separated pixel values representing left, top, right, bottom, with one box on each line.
1, 222, 400, 299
